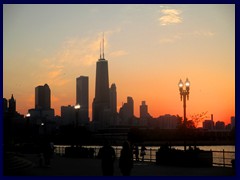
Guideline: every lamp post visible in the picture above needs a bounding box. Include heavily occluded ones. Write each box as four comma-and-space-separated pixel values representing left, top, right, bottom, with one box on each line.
178, 78, 190, 151
25, 113, 31, 138
74, 104, 81, 128
26, 113, 31, 125
74, 104, 80, 148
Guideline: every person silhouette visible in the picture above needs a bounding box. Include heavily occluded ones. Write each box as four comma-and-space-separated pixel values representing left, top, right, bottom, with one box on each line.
119, 141, 133, 176
134, 144, 139, 161
98, 140, 116, 176
140, 145, 147, 162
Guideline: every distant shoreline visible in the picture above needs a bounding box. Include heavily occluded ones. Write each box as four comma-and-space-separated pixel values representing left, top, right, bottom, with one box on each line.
142, 140, 235, 147
55, 140, 235, 147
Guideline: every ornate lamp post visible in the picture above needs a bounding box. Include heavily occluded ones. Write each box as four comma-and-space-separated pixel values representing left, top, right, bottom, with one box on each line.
178, 78, 190, 151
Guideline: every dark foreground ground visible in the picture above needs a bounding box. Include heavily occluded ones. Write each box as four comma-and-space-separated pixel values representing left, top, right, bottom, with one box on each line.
4, 153, 235, 176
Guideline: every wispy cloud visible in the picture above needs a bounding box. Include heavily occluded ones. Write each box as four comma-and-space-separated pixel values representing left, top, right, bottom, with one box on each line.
109, 50, 128, 58
34, 30, 126, 88
159, 8, 183, 26
56, 36, 101, 66
48, 69, 62, 79
159, 30, 214, 44
193, 30, 215, 37
159, 34, 182, 44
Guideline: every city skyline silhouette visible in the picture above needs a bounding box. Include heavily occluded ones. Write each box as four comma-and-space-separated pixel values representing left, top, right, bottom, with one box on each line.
3, 4, 235, 125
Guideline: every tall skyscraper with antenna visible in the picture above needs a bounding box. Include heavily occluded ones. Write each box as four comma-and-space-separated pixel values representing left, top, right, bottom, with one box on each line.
92, 34, 110, 128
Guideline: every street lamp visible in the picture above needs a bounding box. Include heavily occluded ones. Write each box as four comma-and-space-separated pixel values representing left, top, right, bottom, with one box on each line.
26, 113, 31, 118
178, 78, 190, 151
25, 113, 31, 137
74, 104, 80, 148
26, 113, 31, 125
74, 104, 81, 128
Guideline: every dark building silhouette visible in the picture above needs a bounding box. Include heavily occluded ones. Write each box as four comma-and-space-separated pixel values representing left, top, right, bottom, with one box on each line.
109, 83, 118, 126
119, 97, 134, 125
140, 101, 148, 119
109, 83, 117, 114
35, 84, 50, 110
203, 120, 214, 130
231, 116, 235, 129
3, 95, 25, 150
215, 121, 225, 130
203, 114, 214, 130
8, 94, 16, 113
61, 105, 75, 125
140, 101, 152, 126
127, 97, 134, 118
29, 84, 54, 131
76, 76, 89, 123
157, 114, 178, 129
92, 37, 111, 128
3, 98, 8, 112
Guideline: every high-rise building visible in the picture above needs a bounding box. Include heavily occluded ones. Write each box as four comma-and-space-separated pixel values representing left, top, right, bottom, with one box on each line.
61, 105, 75, 125
92, 36, 110, 127
157, 114, 178, 129
35, 84, 50, 110
29, 84, 54, 123
215, 121, 225, 130
140, 101, 151, 126
76, 76, 89, 123
3, 98, 8, 112
119, 96, 134, 125
231, 116, 235, 129
76, 76, 89, 108
203, 120, 214, 130
109, 83, 117, 114
140, 101, 148, 119
127, 97, 134, 118
94, 59, 109, 104
8, 94, 16, 113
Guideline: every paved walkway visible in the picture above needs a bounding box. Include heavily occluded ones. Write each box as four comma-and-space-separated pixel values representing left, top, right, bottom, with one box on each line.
9, 154, 235, 176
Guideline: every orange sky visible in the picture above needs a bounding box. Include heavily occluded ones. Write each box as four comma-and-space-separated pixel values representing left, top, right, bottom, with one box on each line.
3, 4, 235, 127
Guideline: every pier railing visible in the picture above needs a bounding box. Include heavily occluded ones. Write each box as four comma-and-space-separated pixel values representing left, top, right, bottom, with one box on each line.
54, 145, 235, 167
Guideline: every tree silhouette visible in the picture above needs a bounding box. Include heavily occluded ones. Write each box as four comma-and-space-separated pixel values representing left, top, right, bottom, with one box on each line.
176, 115, 195, 129
190, 111, 208, 128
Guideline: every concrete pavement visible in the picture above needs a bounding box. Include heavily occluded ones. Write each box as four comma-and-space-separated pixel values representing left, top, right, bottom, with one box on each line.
7, 154, 235, 176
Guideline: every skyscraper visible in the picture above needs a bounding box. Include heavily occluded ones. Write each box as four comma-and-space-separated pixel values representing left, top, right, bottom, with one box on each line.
127, 97, 134, 118
35, 84, 50, 110
109, 83, 117, 114
92, 36, 110, 126
140, 101, 148, 119
119, 96, 134, 125
29, 84, 54, 126
76, 76, 89, 123
3, 98, 8, 112
139, 101, 152, 126
61, 105, 75, 125
8, 94, 16, 113
94, 59, 109, 104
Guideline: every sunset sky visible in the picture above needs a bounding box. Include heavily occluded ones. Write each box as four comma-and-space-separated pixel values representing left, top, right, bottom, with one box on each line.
3, 4, 235, 126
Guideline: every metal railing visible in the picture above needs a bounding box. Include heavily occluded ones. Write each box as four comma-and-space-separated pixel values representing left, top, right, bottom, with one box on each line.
212, 150, 235, 167
54, 145, 235, 167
